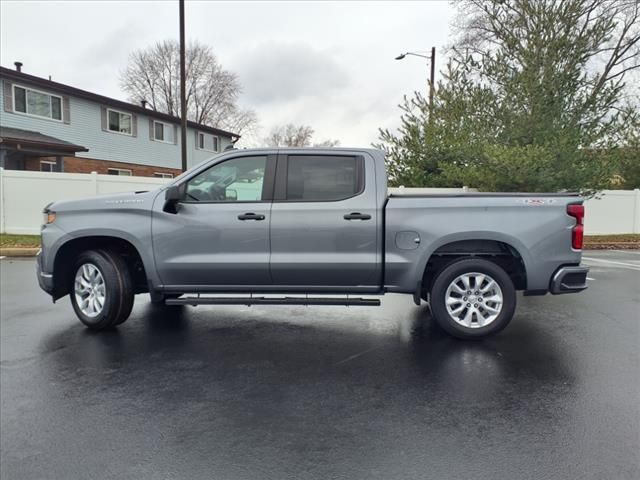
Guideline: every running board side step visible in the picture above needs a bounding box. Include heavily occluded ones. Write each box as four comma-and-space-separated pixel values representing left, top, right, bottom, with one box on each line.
166, 296, 381, 307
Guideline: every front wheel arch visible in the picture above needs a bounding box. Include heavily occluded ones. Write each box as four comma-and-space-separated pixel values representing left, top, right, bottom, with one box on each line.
52, 236, 149, 300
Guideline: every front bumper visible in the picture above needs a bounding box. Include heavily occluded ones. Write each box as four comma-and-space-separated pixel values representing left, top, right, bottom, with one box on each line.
550, 265, 589, 294
36, 250, 54, 295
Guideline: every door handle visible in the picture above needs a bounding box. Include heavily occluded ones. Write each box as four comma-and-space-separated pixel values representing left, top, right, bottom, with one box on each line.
238, 212, 265, 221
343, 212, 371, 220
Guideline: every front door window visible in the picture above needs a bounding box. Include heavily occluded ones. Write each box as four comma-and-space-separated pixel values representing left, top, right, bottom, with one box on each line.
185, 156, 267, 202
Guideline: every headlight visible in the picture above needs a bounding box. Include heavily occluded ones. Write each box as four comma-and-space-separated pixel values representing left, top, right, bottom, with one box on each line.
43, 212, 56, 225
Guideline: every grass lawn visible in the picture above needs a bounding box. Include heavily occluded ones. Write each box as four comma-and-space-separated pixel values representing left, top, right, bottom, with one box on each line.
584, 234, 640, 243
1, 233, 638, 249
0, 234, 41, 248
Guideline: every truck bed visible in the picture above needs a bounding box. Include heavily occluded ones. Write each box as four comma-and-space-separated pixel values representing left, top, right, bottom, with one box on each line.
383, 192, 583, 293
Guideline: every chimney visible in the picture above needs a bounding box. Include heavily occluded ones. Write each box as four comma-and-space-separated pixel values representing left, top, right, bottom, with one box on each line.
141, 99, 147, 108
14, 61, 23, 72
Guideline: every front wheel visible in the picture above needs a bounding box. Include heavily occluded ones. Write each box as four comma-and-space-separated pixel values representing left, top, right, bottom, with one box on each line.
70, 250, 134, 330
429, 258, 516, 339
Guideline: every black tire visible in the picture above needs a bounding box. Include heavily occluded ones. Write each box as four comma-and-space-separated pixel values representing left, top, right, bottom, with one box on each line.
70, 249, 135, 330
429, 258, 516, 339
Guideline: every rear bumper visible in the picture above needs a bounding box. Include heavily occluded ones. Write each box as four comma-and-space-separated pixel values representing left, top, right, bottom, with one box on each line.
550, 265, 589, 294
36, 250, 54, 295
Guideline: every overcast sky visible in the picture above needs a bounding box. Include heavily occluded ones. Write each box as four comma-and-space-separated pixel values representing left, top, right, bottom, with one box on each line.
0, 0, 456, 146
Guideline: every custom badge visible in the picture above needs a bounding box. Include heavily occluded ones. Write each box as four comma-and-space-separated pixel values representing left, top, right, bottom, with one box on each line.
522, 198, 556, 206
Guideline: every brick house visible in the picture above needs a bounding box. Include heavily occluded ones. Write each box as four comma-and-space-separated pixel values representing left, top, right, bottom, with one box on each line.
0, 63, 239, 178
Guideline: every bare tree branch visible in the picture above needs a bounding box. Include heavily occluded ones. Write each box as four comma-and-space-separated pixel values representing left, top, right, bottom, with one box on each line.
120, 39, 257, 135
263, 124, 340, 148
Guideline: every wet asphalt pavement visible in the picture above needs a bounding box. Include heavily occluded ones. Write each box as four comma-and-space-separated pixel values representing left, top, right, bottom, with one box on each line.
1, 252, 639, 480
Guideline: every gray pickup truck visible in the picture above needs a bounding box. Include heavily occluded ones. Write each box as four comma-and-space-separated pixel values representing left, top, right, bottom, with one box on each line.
37, 148, 588, 338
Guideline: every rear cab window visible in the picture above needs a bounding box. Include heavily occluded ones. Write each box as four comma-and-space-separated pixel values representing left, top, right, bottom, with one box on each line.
282, 155, 364, 202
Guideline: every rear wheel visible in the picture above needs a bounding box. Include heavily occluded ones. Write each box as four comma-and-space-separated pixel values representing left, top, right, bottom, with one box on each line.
70, 250, 134, 330
429, 258, 516, 339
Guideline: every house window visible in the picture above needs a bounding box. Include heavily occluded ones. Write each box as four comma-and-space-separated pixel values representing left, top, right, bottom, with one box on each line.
107, 109, 132, 135
107, 168, 132, 176
40, 160, 57, 172
153, 121, 173, 143
153, 172, 173, 178
197, 132, 219, 152
13, 85, 63, 121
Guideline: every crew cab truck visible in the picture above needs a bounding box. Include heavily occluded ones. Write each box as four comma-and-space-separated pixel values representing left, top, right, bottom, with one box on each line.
37, 148, 589, 339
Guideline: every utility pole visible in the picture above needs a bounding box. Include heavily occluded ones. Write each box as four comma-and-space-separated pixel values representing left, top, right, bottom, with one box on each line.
429, 46, 436, 110
179, 0, 188, 172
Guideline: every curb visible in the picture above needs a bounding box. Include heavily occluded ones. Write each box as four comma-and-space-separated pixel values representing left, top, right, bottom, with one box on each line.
0, 247, 40, 257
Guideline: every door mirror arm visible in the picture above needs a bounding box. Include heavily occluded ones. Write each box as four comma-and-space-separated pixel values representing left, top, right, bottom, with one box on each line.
163, 184, 185, 214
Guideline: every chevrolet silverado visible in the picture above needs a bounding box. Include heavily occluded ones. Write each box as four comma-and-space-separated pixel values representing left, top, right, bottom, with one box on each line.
37, 148, 589, 338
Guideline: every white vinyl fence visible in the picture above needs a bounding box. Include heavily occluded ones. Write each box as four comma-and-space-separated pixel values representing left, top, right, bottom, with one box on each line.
0, 168, 171, 234
0, 168, 638, 235
584, 189, 640, 235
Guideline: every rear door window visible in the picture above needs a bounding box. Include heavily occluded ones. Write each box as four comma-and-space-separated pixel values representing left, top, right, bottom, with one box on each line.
285, 155, 363, 201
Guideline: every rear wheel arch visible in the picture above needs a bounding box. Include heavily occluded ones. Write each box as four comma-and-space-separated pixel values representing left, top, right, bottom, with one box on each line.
421, 238, 528, 297
52, 236, 149, 299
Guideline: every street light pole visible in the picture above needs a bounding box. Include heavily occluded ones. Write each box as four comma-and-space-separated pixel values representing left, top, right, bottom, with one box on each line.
179, 0, 188, 172
395, 47, 436, 109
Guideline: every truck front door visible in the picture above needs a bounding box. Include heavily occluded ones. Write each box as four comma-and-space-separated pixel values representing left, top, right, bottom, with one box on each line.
152, 154, 275, 288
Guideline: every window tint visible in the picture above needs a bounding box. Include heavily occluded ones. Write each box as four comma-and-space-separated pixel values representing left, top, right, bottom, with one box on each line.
185, 156, 266, 202
286, 155, 361, 201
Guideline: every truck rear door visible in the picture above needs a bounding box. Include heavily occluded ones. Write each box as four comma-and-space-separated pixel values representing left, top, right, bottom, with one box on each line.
269, 152, 380, 289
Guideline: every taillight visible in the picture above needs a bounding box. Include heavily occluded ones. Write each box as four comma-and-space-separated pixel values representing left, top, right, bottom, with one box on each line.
567, 204, 584, 250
